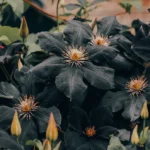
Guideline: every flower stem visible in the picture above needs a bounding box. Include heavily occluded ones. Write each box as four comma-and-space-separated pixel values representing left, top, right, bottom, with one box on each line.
16, 136, 19, 145
134, 145, 137, 150
56, 0, 61, 31
143, 119, 146, 130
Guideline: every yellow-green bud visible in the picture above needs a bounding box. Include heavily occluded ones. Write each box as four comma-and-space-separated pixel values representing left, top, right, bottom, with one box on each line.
43, 139, 51, 150
141, 100, 149, 119
131, 125, 139, 145
139, 126, 149, 145
46, 113, 58, 142
19, 16, 29, 39
11, 110, 21, 136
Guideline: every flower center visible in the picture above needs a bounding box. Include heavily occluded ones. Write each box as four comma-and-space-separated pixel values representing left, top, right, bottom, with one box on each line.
84, 126, 96, 137
63, 46, 88, 67
15, 95, 39, 119
126, 76, 148, 96
91, 35, 110, 46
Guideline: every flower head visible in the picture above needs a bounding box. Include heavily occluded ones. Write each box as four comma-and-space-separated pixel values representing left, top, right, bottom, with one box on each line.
84, 126, 96, 137
15, 95, 39, 119
141, 100, 149, 119
91, 34, 110, 46
126, 76, 148, 96
62, 46, 88, 67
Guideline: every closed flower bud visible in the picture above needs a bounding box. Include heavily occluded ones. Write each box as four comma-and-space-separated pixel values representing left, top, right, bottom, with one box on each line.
11, 110, 21, 136
18, 59, 23, 71
131, 125, 139, 145
43, 139, 51, 150
139, 126, 149, 145
19, 17, 29, 39
141, 100, 149, 119
46, 113, 58, 142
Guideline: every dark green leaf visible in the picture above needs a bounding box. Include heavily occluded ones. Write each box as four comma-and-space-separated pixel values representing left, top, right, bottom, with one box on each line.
78, 0, 86, 6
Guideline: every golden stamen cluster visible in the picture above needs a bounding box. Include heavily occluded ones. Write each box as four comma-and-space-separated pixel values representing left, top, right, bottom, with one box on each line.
126, 76, 148, 97
62, 46, 88, 67
84, 126, 96, 137
15, 95, 39, 119
91, 34, 110, 46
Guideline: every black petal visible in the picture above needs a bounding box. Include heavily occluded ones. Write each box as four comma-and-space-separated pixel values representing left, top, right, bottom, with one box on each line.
90, 139, 108, 150
38, 32, 66, 55
14, 71, 45, 96
0, 106, 15, 129
34, 106, 61, 133
132, 37, 150, 61
55, 66, 87, 105
83, 62, 114, 90
0, 82, 20, 99
64, 20, 92, 46
68, 107, 90, 132
101, 91, 129, 112
96, 16, 122, 36
122, 94, 146, 122
29, 56, 64, 79
65, 129, 87, 150
0, 129, 22, 150
19, 119, 38, 146
90, 106, 113, 129
97, 126, 118, 140
86, 45, 118, 63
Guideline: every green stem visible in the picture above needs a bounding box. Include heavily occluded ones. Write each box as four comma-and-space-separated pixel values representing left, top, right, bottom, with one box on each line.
56, 0, 61, 31
143, 119, 146, 130
134, 145, 137, 150
16, 136, 19, 145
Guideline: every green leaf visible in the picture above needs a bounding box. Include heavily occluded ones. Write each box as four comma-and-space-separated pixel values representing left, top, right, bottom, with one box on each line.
26, 139, 43, 150
64, 4, 81, 10
5, 0, 24, 17
53, 141, 61, 150
25, 34, 41, 55
0, 35, 11, 45
119, 2, 132, 14
0, 26, 21, 42
107, 135, 126, 150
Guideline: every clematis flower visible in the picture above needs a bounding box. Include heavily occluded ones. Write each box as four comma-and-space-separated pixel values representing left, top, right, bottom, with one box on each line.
28, 30, 115, 105
64, 17, 122, 65
101, 73, 150, 122
0, 72, 61, 146
65, 106, 118, 150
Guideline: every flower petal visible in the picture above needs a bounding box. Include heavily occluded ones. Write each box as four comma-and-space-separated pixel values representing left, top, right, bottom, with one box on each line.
29, 56, 64, 79
0, 82, 20, 99
65, 129, 87, 150
90, 105, 114, 129
83, 62, 114, 90
68, 107, 90, 132
38, 32, 66, 55
87, 45, 118, 64
96, 16, 122, 36
0, 129, 22, 150
64, 20, 92, 46
132, 37, 150, 61
100, 91, 129, 112
19, 119, 38, 146
0, 106, 15, 130
122, 94, 146, 122
14, 71, 45, 96
55, 66, 87, 105
97, 126, 118, 140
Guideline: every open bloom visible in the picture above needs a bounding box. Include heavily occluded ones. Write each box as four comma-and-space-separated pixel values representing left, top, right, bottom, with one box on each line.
101, 74, 150, 122
0, 72, 61, 146
29, 29, 115, 105
65, 106, 118, 150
